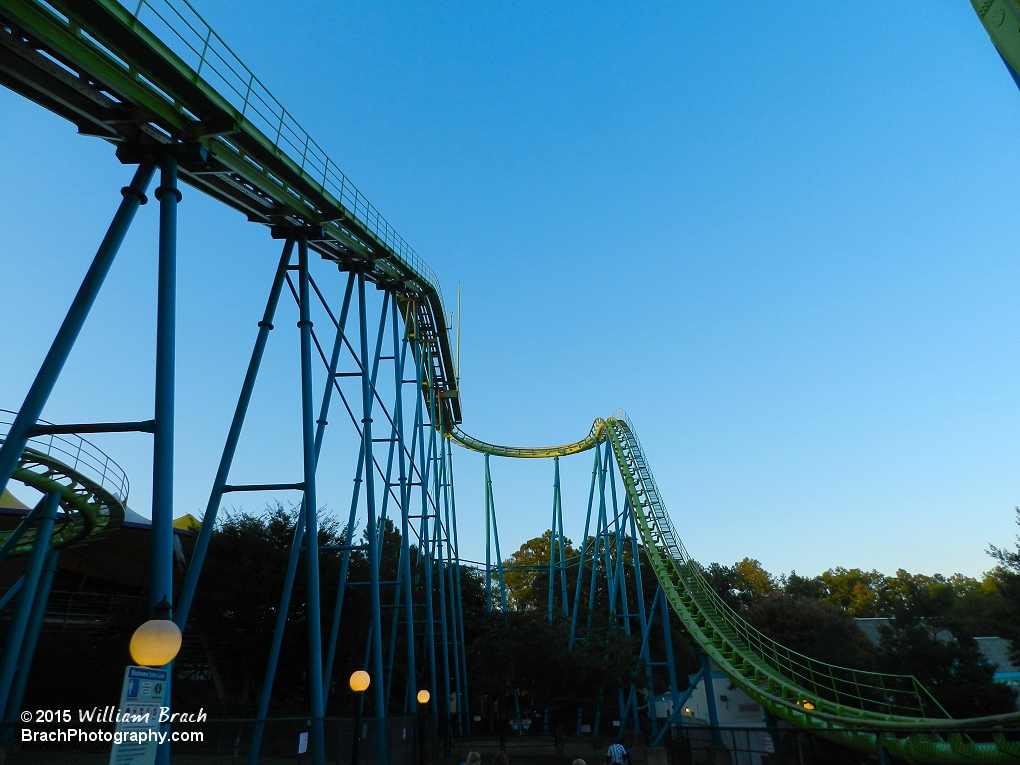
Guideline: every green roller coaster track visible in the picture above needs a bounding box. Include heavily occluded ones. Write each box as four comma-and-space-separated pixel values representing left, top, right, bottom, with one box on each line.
2, 0, 1020, 760
456, 414, 1020, 762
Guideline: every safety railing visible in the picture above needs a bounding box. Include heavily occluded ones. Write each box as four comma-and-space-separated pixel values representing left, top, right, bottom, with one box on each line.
0, 410, 129, 507
607, 410, 945, 722
117, 0, 444, 306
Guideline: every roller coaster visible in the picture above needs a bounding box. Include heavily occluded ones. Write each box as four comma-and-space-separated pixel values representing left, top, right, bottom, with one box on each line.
1, 0, 1020, 763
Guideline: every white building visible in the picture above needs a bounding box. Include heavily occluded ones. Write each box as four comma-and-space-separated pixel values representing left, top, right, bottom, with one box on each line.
656, 661, 766, 727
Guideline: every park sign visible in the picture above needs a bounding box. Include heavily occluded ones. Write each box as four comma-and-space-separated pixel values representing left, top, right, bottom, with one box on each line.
108, 665, 169, 765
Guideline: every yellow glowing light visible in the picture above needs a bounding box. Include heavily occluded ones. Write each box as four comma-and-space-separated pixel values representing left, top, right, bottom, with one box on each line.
803, 702, 815, 710
349, 670, 371, 692
417, 689, 431, 704
129, 619, 182, 667
684, 707, 691, 714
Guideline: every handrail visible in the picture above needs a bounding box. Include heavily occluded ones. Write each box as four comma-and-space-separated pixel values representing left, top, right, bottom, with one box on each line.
0, 410, 129, 507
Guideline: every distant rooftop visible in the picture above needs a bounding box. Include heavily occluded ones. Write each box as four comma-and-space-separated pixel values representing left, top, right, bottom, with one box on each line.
855, 618, 1018, 678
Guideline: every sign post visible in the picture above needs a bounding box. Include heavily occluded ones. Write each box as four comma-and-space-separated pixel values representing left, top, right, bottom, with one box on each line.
108, 665, 169, 765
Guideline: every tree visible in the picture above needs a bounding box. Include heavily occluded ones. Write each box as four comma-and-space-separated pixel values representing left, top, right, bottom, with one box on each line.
700, 558, 777, 610
816, 568, 886, 617
467, 612, 639, 756
875, 568, 1017, 717
501, 531, 578, 612
745, 593, 876, 669
878, 623, 1016, 718
988, 508, 1020, 666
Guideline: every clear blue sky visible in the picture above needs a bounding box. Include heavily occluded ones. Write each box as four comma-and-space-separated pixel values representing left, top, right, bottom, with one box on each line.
1, 1, 1019, 579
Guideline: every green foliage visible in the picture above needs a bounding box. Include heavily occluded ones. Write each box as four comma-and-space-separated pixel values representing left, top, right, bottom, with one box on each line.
700, 545, 1020, 718
988, 508, 1020, 667
500, 530, 578, 611
699, 558, 778, 610
467, 612, 639, 720
878, 624, 1016, 717
744, 594, 876, 669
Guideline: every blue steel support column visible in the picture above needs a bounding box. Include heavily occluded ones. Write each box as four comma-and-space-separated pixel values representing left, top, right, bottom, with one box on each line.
483, 459, 509, 612
699, 652, 722, 746
298, 236, 326, 765
626, 497, 657, 737
569, 444, 601, 650
322, 284, 383, 692
392, 298, 416, 714
484, 453, 492, 612
446, 439, 471, 734
428, 388, 453, 745
555, 465, 568, 617
4, 547, 60, 725
247, 511, 305, 765
414, 337, 439, 715
248, 270, 354, 765
547, 457, 559, 623
150, 154, 179, 616
0, 504, 44, 569
0, 162, 155, 501
658, 586, 681, 716
175, 239, 294, 630
358, 272, 388, 765
439, 444, 464, 735
0, 491, 58, 718
481, 454, 489, 612
322, 443, 364, 689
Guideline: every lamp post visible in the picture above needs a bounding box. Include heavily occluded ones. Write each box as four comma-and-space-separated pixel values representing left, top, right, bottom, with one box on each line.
130, 598, 182, 667
349, 670, 370, 765
416, 689, 430, 765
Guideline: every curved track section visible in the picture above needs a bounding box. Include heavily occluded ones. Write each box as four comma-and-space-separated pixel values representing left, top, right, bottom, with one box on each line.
603, 411, 1020, 763
0, 411, 127, 552
449, 420, 605, 458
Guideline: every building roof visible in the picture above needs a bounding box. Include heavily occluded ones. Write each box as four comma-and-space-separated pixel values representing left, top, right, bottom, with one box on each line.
975, 637, 1019, 674
855, 617, 954, 644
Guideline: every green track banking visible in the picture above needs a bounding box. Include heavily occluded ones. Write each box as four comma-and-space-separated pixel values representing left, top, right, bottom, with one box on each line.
457, 415, 1020, 762
0, 415, 127, 552
3, 0, 1020, 760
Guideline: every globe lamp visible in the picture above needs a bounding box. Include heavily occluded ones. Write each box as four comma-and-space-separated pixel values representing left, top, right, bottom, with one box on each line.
129, 599, 182, 666
349, 670, 371, 692
417, 689, 430, 704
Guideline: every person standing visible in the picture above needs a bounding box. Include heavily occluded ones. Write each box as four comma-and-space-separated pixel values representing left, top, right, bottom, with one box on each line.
606, 742, 628, 765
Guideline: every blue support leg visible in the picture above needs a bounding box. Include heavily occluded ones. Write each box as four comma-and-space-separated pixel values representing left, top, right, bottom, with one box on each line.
175, 238, 294, 631
569, 445, 600, 649
0, 503, 44, 569
150, 153, 179, 619
247, 509, 305, 765
4, 547, 60, 728
0, 162, 155, 501
391, 299, 416, 713
446, 440, 471, 734
297, 236, 326, 765
700, 652, 722, 746
484, 453, 492, 612
357, 272, 388, 765
0, 491, 58, 718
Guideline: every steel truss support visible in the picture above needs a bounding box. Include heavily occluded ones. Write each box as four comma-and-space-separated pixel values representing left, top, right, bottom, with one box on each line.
0, 162, 155, 501
547, 456, 568, 623
0, 158, 190, 750
355, 270, 388, 765
168, 242, 464, 762
483, 454, 508, 612
0, 492, 58, 720
477, 430, 681, 742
